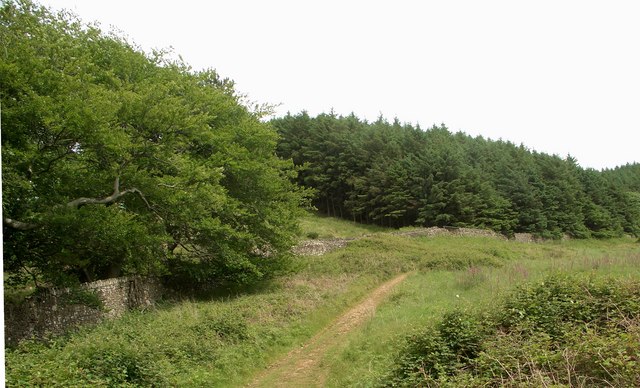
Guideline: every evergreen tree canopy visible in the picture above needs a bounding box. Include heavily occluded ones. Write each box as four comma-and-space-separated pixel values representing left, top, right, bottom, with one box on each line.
273, 112, 639, 238
603, 163, 640, 193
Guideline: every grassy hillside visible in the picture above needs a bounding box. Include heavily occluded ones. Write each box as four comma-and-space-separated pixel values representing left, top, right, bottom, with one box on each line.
298, 211, 389, 239
5, 215, 640, 386
323, 241, 640, 386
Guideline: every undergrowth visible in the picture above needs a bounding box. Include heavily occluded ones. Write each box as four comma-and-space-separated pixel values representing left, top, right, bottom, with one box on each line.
383, 274, 640, 387
323, 238, 640, 387
5, 213, 639, 387
298, 211, 388, 239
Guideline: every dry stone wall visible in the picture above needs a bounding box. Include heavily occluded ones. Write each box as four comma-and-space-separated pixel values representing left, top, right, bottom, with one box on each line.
292, 239, 352, 256
513, 233, 538, 243
292, 227, 512, 256
396, 227, 507, 240
4, 276, 163, 346
4, 226, 553, 345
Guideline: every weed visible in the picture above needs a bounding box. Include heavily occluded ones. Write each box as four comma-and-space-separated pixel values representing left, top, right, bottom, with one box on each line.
456, 266, 487, 290
298, 212, 387, 239
6, 215, 640, 387
507, 263, 530, 282
382, 274, 640, 387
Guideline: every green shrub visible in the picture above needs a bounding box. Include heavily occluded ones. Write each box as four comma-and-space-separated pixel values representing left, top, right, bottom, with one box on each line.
437, 310, 484, 361
386, 328, 455, 386
385, 310, 484, 385
383, 275, 640, 387
472, 319, 640, 387
498, 274, 640, 341
78, 348, 150, 385
306, 231, 320, 239
192, 312, 252, 342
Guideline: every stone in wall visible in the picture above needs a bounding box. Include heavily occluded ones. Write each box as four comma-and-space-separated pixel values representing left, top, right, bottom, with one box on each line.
292, 239, 351, 256
4, 276, 163, 346
4, 290, 103, 346
513, 233, 541, 243
394, 227, 451, 238
450, 227, 508, 240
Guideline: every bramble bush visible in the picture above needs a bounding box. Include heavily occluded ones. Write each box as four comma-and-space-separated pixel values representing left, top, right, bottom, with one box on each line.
386, 310, 485, 386
384, 274, 640, 387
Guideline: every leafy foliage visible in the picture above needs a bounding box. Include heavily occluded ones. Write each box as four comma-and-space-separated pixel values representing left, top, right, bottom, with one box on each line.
5, 218, 639, 386
273, 112, 640, 238
1, 0, 306, 287
384, 274, 640, 387
497, 274, 640, 340
603, 163, 640, 192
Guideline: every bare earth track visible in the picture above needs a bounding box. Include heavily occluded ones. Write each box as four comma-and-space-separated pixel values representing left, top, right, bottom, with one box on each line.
249, 227, 512, 386
248, 272, 410, 388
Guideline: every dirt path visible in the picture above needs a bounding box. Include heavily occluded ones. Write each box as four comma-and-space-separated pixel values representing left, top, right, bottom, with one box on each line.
248, 272, 410, 388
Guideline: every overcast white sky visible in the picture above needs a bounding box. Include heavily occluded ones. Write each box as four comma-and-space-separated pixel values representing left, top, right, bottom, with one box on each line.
39, 0, 639, 170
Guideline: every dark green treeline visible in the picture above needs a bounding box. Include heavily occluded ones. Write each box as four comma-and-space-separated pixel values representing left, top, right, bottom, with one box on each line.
604, 163, 640, 193
273, 112, 640, 238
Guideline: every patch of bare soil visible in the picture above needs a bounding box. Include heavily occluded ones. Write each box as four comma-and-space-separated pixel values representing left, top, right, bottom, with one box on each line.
247, 272, 410, 388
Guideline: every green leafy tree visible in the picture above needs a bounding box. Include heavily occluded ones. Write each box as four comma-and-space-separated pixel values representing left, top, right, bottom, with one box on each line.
1, 0, 306, 287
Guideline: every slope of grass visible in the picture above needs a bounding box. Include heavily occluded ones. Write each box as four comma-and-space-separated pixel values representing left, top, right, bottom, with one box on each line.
322, 239, 640, 387
6, 272, 387, 386
5, 215, 393, 386
5, 214, 639, 387
298, 212, 389, 239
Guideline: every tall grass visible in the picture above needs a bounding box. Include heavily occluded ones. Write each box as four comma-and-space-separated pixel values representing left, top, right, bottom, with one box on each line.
5, 271, 387, 387
298, 212, 388, 239
322, 238, 640, 387
5, 212, 639, 387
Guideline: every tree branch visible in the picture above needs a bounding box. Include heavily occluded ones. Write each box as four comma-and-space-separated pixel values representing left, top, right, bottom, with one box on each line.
5, 177, 158, 230
3, 217, 38, 230
66, 176, 152, 210
128, 188, 153, 211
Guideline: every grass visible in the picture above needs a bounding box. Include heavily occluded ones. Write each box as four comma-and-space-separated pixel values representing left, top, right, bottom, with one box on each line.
6, 212, 401, 386
5, 213, 640, 386
298, 211, 388, 239
321, 238, 640, 387
5, 270, 385, 387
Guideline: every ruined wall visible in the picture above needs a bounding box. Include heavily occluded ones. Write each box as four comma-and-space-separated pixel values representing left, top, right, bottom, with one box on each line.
513, 233, 544, 243
395, 226, 508, 240
4, 276, 163, 346
293, 227, 515, 256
